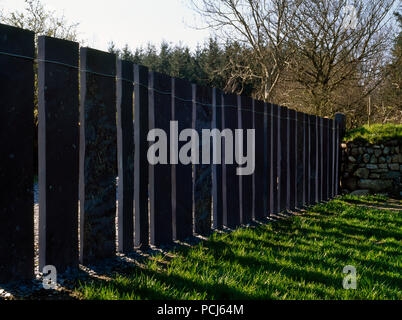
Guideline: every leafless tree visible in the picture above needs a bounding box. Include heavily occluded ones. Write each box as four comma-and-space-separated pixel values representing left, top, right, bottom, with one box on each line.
0, 0, 79, 41
190, 0, 397, 126
288, 0, 396, 117
189, 0, 303, 101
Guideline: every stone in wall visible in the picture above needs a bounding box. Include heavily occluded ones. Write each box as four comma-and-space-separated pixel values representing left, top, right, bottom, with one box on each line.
354, 168, 369, 179
357, 179, 393, 192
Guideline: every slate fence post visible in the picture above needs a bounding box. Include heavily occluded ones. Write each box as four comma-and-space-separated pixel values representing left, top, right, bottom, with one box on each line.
38, 36, 79, 271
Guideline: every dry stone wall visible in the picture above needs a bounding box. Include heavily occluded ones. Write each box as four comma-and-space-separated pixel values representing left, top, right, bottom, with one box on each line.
341, 139, 402, 198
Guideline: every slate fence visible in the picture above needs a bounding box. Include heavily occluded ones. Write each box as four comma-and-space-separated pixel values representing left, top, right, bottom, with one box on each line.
0, 24, 345, 283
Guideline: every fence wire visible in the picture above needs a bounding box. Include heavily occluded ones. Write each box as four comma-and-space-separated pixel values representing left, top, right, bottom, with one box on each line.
1, 50, 337, 129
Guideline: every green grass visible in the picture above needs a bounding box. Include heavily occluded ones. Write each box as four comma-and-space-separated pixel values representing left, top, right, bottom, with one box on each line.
75, 195, 402, 300
344, 124, 402, 144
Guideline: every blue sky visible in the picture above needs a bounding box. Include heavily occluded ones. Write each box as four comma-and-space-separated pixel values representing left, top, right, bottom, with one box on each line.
0, 0, 211, 51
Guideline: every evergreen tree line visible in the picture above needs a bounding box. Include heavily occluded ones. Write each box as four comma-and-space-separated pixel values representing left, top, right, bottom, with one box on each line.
109, 21, 401, 129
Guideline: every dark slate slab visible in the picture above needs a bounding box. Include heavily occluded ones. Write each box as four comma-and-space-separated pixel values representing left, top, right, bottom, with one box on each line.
172, 78, 193, 240
312, 116, 317, 203
327, 118, 332, 200
222, 93, 240, 228
116, 59, 134, 253
193, 85, 213, 236
134, 65, 149, 249
265, 103, 272, 216
335, 122, 340, 196
315, 117, 322, 203
337, 122, 342, 196
271, 104, 280, 214
149, 71, 173, 246
316, 119, 320, 202
253, 100, 265, 221
319, 117, 324, 201
329, 119, 335, 199
79, 48, 117, 264
296, 112, 305, 208
212, 88, 223, 229
322, 118, 329, 201
309, 115, 317, 204
279, 106, 288, 212
37, 36, 79, 272
317, 117, 323, 203
288, 109, 297, 210
238, 95, 253, 224
304, 114, 311, 205
0, 24, 35, 282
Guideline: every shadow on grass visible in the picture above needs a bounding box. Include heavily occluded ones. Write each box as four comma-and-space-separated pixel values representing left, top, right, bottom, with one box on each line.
79, 264, 258, 300
72, 196, 401, 300
343, 198, 402, 212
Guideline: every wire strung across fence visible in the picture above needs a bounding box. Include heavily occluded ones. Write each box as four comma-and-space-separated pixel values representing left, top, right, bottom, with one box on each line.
0, 49, 337, 128
0, 23, 344, 283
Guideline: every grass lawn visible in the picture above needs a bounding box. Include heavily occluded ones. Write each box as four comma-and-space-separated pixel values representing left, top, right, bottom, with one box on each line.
344, 123, 402, 144
75, 195, 401, 300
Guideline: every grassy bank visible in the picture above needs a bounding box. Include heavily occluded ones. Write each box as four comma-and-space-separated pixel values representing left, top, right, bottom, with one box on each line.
344, 124, 402, 144
75, 195, 401, 300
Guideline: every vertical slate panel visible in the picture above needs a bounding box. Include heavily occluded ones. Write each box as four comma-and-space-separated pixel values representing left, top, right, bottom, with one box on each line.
238, 96, 253, 224
313, 116, 320, 203
316, 116, 320, 203
0, 24, 34, 282
315, 116, 320, 203
334, 120, 338, 198
288, 109, 297, 210
173, 78, 193, 240
149, 71, 173, 246
304, 114, 311, 205
293, 112, 298, 208
319, 118, 323, 200
317, 117, 324, 202
326, 118, 331, 200
327, 118, 332, 200
317, 117, 323, 203
279, 106, 288, 212
323, 117, 327, 201
116, 59, 134, 253
309, 115, 317, 205
327, 119, 332, 199
334, 119, 337, 198
254, 100, 265, 221
322, 118, 326, 200
222, 93, 240, 228
212, 88, 223, 229
322, 118, 329, 201
265, 103, 273, 216
271, 104, 280, 214
193, 85, 213, 236
79, 48, 117, 264
296, 112, 305, 208
329, 119, 335, 199
337, 121, 342, 196
335, 122, 340, 196
38, 36, 79, 272
134, 65, 149, 248
286, 109, 290, 209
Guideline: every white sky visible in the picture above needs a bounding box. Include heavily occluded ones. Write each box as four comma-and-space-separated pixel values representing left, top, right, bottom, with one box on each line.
0, 0, 211, 52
